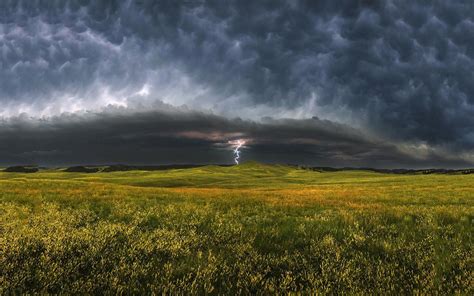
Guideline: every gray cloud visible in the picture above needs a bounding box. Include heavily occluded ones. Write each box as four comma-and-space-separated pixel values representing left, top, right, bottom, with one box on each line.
0, 1, 473, 166
0, 105, 470, 168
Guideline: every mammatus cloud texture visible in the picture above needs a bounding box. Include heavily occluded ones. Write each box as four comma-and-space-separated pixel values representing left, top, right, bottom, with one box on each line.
0, 0, 473, 166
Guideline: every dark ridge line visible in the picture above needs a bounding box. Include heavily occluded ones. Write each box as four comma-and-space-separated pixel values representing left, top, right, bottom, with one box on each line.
2, 164, 474, 174
3, 166, 40, 173
2, 164, 234, 173
301, 166, 474, 175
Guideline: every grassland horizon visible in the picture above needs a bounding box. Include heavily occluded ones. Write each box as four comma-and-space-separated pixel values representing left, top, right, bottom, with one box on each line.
1, 162, 473, 294
3, 160, 474, 174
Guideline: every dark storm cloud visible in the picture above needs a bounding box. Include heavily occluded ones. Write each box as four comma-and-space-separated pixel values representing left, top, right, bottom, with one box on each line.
0, 106, 470, 168
0, 1, 473, 165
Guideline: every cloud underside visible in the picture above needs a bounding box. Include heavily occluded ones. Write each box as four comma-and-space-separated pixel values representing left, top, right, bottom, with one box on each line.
0, 106, 471, 168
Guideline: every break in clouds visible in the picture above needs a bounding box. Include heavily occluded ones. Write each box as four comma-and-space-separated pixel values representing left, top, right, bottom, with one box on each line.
0, 0, 473, 167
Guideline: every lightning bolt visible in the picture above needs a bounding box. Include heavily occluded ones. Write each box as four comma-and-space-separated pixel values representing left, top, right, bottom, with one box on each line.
231, 139, 246, 165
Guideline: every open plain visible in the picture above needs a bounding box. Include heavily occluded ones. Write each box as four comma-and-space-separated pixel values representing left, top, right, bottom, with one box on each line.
1, 163, 473, 294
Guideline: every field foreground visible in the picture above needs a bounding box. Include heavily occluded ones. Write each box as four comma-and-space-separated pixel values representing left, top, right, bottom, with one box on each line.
1, 163, 473, 294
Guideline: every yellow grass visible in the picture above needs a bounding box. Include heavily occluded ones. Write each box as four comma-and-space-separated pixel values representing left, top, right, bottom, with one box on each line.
1, 163, 473, 294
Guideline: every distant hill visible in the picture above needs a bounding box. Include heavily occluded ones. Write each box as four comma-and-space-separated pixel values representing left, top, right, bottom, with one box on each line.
64, 166, 100, 173
1, 162, 474, 174
101, 164, 233, 172
305, 166, 474, 175
3, 166, 39, 173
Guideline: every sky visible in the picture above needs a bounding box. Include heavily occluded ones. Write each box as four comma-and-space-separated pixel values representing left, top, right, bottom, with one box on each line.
0, 0, 473, 167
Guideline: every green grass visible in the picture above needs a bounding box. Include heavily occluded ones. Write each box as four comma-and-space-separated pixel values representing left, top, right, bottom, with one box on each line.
1, 162, 473, 294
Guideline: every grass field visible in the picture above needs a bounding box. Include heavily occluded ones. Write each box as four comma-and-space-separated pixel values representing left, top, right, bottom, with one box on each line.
1, 162, 473, 294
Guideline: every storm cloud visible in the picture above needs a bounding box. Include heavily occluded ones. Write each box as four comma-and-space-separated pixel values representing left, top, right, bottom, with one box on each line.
0, 1, 473, 166
0, 105, 470, 168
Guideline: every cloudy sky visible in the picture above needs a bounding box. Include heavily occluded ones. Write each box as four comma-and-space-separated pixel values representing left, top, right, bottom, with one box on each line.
0, 0, 473, 167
